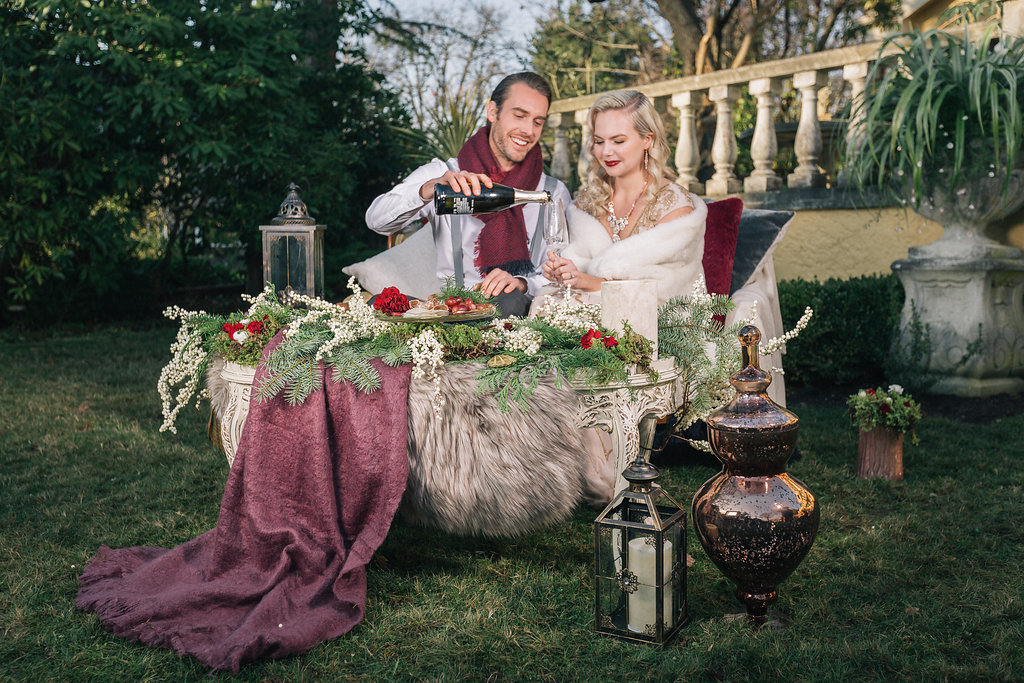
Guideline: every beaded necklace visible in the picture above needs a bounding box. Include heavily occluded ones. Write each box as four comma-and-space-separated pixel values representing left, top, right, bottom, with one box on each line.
606, 178, 649, 242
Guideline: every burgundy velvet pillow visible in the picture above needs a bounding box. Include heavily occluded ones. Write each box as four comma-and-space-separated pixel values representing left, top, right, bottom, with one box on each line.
701, 197, 743, 297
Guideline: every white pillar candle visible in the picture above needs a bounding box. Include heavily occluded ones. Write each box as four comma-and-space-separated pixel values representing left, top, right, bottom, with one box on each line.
626, 536, 673, 633
600, 280, 659, 359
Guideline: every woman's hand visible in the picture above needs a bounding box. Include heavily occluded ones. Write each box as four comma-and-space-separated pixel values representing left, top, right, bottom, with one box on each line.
542, 251, 601, 291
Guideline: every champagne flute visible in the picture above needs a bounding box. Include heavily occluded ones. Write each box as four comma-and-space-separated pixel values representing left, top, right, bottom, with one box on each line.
543, 199, 569, 291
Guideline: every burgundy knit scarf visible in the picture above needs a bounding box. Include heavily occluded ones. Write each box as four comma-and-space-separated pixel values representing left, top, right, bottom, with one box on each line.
457, 125, 543, 277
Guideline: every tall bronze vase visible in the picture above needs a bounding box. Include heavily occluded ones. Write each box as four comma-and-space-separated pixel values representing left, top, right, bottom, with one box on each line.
692, 325, 819, 624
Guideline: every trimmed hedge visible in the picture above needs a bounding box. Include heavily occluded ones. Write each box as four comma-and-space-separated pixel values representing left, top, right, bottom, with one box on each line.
777, 274, 904, 388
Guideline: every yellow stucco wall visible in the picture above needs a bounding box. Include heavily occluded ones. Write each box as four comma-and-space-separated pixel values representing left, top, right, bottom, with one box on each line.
772, 207, 943, 282
771, 204, 1024, 282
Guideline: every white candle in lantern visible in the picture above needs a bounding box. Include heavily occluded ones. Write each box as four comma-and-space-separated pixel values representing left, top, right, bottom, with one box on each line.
600, 280, 659, 359
626, 536, 674, 633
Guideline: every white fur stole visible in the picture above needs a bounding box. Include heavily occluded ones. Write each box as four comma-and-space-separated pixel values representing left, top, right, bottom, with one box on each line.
563, 196, 708, 304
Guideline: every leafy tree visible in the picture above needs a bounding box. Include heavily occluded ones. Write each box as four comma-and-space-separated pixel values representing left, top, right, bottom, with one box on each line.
366, 2, 523, 162
530, 0, 669, 99
1, 0, 410, 323
576, 0, 903, 76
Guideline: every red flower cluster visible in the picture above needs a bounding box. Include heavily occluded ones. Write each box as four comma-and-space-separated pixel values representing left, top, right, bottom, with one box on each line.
222, 315, 270, 339
373, 286, 410, 316
580, 328, 618, 349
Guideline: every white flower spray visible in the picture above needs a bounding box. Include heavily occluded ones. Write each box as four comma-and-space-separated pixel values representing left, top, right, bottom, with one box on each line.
158, 305, 212, 433
409, 328, 446, 417
533, 289, 602, 335
482, 318, 543, 356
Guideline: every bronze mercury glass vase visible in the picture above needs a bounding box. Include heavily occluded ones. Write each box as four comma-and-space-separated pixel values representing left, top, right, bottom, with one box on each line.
692, 325, 819, 625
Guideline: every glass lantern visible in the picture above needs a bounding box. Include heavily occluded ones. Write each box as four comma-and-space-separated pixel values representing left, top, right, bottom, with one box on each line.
594, 459, 687, 644
259, 183, 325, 299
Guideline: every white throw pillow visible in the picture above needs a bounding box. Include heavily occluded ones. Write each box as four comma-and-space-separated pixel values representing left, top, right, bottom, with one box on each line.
342, 227, 441, 299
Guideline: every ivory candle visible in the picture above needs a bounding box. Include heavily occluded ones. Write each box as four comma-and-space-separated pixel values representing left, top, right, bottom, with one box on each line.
600, 280, 659, 359
626, 536, 674, 633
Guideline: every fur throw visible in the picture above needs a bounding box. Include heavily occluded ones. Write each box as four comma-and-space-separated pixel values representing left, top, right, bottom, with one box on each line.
563, 195, 708, 305
404, 363, 587, 537
205, 357, 234, 423
208, 361, 589, 538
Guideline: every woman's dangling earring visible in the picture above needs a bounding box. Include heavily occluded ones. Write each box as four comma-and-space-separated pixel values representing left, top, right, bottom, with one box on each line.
644, 149, 649, 172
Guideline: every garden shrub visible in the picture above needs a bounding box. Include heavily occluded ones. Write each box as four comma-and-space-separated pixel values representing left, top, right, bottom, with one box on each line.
778, 274, 903, 388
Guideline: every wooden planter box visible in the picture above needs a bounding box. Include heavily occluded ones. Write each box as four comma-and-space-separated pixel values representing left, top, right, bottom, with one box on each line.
856, 426, 904, 481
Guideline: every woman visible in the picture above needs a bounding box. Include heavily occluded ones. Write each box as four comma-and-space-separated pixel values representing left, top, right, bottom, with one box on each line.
538, 90, 710, 506
540, 90, 707, 306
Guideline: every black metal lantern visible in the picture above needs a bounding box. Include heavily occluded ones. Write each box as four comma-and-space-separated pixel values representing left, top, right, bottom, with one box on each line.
594, 459, 687, 644
259, 183, 325, 298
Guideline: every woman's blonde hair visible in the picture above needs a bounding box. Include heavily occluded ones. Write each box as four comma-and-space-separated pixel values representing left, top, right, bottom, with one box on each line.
584, 90, 674, 213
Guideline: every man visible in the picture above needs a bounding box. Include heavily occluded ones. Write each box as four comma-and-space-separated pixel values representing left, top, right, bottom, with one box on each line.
365, 72, 572, 316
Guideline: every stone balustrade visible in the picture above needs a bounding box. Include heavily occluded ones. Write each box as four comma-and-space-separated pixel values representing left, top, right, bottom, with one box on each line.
545, 23, 991, 196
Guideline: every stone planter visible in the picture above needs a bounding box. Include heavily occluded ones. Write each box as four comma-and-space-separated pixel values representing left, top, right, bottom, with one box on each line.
207, 359, 257, 467
893, 169, 1024, 396
856, 426, 903, 482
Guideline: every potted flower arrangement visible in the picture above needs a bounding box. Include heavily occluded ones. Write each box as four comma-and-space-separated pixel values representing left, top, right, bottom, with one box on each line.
158, 285, 294, 435
847, 384, 923, 481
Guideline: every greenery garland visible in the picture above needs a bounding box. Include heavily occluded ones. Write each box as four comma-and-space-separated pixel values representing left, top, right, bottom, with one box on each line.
160, 277, 811, 445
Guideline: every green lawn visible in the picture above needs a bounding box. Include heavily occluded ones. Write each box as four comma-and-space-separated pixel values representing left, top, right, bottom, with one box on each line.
1, 325, 1021, 681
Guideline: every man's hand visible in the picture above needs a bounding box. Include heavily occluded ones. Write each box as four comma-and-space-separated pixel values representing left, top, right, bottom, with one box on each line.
419, 170, 494, 201
478, 268, 527, 298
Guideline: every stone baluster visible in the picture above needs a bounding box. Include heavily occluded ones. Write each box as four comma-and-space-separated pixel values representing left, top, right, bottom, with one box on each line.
671, 90, 705, 194
548, 112, 572, 183
705, 85, 742, 196
787, 70, 828, 188
744, 78, 782, 193
839, 62, 869, 186
575, 108, 592, 183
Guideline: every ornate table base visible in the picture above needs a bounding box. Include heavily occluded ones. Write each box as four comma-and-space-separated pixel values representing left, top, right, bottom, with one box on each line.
572, 357, 681, 495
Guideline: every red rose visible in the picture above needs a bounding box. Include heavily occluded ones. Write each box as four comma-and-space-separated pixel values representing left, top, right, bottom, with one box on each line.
580, 331, 594, 349
866, 388, 876, 395
879, 403, 892, 414
246, 320, 264, 335
223, 322, 244, 335
603, 336, 618, 349
504, 322, 514, 331
589, 328, 603, 339
373, 286, 410, 316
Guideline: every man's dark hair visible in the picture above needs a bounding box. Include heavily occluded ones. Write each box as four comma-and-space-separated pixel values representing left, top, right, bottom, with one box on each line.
490, 72, 553, 109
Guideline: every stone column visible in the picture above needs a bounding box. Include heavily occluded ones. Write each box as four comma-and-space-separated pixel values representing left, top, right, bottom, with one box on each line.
838, 62, 870, 187
575, 108, 592, 184
1005, 0, 1024, 37
548, 112, 572, 183
744, 78, 781, 193
705, 84, 742, 196
671, 90, 705, 194
787, 70, 828, 189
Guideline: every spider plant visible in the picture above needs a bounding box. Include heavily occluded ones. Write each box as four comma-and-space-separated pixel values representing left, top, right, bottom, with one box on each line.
845, 22, 1024, 209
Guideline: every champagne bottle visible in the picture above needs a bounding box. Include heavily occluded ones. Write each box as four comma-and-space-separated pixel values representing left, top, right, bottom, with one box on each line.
434, 182, 551, 215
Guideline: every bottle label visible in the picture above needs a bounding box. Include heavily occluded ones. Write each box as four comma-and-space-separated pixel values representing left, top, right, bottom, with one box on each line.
452, 197, 473, 214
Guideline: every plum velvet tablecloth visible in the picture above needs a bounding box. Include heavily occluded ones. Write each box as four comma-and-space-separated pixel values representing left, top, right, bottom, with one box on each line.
76, 336, 411, 672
